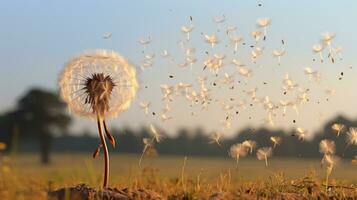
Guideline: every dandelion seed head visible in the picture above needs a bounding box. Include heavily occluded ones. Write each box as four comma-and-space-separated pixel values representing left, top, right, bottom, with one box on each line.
242, 140, 257, 153
59, 50, 139, 119
256, 147, 273, 160
347, 127, 357, 145
229, 143, 248, 159
319, 139, 335, 154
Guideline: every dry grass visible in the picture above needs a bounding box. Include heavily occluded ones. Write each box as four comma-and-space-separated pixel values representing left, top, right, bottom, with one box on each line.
1, 153, 357, 199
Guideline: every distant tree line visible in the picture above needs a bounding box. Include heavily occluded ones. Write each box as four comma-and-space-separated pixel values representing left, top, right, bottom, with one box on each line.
1, 88, 357, 165
48, 114, 357, 159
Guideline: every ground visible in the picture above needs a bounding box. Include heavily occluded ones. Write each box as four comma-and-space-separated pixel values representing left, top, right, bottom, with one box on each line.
1, 153, 357, 199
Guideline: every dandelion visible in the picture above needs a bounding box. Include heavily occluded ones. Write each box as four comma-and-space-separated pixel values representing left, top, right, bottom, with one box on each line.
242, 140, 257, 154
181, 25, 194, 41
270, 136, 282, 148
312, 44, 324, 63
229, 143, 248, 166
319, 139, 335, 155
256, 18, 271, 40
346, 127, 357, 146
331, 123, 345, 137
209, 132, 223, 148
204, 34, 219, 48
272, 49, 285, 65
59, 50, 139, 188
256, 147, 273, 167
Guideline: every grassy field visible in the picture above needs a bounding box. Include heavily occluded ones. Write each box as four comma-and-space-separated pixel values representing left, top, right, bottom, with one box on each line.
1, 153, 357, 199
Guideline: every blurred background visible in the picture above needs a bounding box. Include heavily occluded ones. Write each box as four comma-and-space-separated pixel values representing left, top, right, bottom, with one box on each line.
1, 0, 357, 165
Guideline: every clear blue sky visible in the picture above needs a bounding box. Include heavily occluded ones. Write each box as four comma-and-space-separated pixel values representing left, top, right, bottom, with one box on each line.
1, 0, 356, 137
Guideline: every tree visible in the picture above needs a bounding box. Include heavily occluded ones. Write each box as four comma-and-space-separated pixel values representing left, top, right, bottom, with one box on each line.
0, 88, 71, 164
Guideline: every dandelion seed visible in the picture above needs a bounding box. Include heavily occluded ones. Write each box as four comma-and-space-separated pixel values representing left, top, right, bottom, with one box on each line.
160, 113, 172, 122
138, 36, 151, 46
221, 119, 232, 129
242, 140, 257, 154
293, 127, 307, 141
331, 123, 345, 137
213, 15, 226, 23
347, 127, 357, 146
226, 26, 237, 35
256, 147, 273, 167
102, 33, 112, 39
270, 136, 282, 148
321, 32, 336, 59
181, 25, 194, 41
139, 101, 151, 115
229, 35, 243, 52
59, 49, 139, 188
332, 46, 343, 60
319, 139, 335, 155
204, 55, 224, 74
139, 137, 155, 167
325, 88, 336, 96
256, 18, 271, 40
204, 34, 219, 48
312, 44, 324, 63
229, 143, 248, 166
272, 49, 285, 65
251, 47, 264, 63
251, 31, 263, 42
161, 50, 170, 58
237, 66, 252, 78
209, 132, 223, 148
149, 124, 164, 143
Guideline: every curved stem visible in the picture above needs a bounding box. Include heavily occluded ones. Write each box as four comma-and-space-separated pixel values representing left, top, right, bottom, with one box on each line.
97, 117, 109, 188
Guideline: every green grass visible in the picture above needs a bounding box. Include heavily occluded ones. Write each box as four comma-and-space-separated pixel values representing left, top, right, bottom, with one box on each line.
1, 153, 357, 199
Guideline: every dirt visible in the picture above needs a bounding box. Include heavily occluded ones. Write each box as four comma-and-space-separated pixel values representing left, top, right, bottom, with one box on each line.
48, 184, 164, 200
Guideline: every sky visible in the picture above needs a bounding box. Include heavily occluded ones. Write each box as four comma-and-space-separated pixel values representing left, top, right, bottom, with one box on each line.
0, 0, 357, 138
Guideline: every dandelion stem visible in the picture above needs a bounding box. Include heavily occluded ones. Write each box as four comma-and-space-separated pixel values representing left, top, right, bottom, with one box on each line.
265, 155, 268, 167
97, 117, 109, 188
325, 170, 329, 192
181, 156, 188, 191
